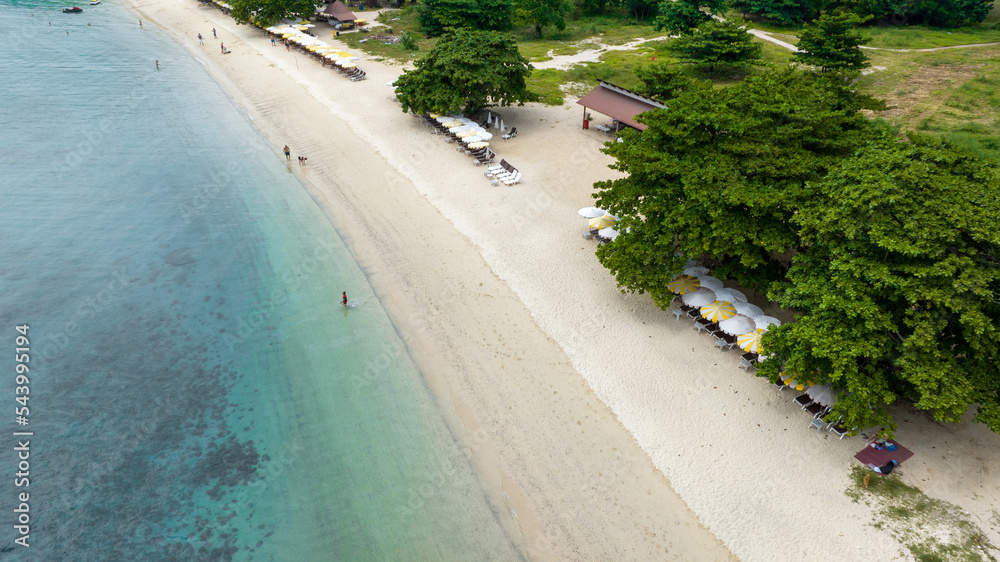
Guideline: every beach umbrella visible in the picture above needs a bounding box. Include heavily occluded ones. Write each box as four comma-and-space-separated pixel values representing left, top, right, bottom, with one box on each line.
781, 372, 807, 391
588, 214, 617, 230
737, 328, 765, 353
598, 227, 619, 241
712, 288, 742, 303
486, 113, 493, 125
500, 119, 506, 132
681, 287, 717, 308
667, 274, 700, 295
684, 265, 709, 276
723, 288, 748, 302
734, 302, 763, 318
466, 141, 489, 149
806, 384, 838, 406
719, 314, 756, 336
753, 315, 782, 330
578, 207, 606, 218
697, 275, 723, 291
700, 300, 737, 322
295, 25, 309, 30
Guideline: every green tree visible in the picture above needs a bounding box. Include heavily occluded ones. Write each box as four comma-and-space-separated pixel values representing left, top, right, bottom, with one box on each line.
729, 0, 821, 24
669, 18, 762, 73
759, 134, 1000, 435
418, 0, 513, 36
592, 68, 883, 304
395, 30, 535, 115
230, 0, 318, 27
828, 0, 992, 26
634, 63, 694, 102
654, 0, 711, 34
793, 13, 870, 72
514, 0, 571, 37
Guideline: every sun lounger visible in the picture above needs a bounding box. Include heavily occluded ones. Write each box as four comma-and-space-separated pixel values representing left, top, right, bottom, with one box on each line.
714, 333, 738, 351
828, 418, 851, 439
739, 352, 757, 371
694, 317, 713, 333
792, 393, 813, 408
500, 172, 521, 186
502, 127, 517, 141
804, 403, 830, 419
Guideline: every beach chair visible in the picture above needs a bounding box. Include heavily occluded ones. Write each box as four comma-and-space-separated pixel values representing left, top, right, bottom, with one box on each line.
500, 172, 522, 186
828, 420, 850, 439
804, 403, 830, 419
502, 127, 517, 141
714, 333, 738, 351
792, 394, 813, 408
739, 353, 757, 371
693, 317, 713, 333
473, 150, 495, 166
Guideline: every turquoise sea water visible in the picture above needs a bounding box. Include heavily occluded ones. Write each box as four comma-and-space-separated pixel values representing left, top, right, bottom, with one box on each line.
0, 1, 522, 559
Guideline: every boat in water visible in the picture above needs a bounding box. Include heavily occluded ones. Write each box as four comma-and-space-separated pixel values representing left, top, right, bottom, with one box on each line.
89, 1, 100, 4
62, 6, 83, 12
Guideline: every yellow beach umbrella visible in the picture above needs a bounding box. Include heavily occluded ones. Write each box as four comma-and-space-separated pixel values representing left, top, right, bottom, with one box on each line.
467, 141, 489, 149
737, 328, 765, 353
780, 373, 806, 391
700, 300, 736, 322
295, 25, 309, 30
667, 274, 700, 295
588, 214, 617, 230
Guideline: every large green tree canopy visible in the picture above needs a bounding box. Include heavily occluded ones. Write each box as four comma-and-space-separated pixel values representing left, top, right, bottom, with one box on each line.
593, 68, 882, 305
760, 134, 1000, 435
514, 0, 572, 37
418, 0, 514, 36
395, 29, 535, 115
230, 0, 318, 27
595, 65, 999, 435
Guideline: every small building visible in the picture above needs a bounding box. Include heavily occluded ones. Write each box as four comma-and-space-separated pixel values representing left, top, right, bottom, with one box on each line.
576, 81, 665, 132
319, 0, 358, 27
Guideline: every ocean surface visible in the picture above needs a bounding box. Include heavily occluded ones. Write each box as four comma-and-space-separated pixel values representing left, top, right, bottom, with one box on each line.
0, 1, 522, 559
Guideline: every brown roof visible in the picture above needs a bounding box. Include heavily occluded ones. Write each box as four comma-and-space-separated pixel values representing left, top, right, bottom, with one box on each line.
576, 81, 665, 130
323, 0, 356, 21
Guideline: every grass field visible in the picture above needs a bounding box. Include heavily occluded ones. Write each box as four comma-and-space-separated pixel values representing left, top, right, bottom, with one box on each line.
346, 5, 1000, 157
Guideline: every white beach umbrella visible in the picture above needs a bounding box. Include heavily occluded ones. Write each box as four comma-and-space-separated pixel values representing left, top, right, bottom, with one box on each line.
681, 287, 717, 308
733, 302, 763, 318
718, 314, 756, 336
806, 384, 838, 407
697, 276, 723, 291
578, 207, 606, 218
684, 265, 710, 276
753, 315, 782, 330
598, 227, 619, 241
487, 113, 492, 125
712, 289, 743, 303
500, 119, 505, 132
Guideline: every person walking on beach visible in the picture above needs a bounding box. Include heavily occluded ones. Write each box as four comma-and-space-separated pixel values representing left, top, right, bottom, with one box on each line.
342, 292, 348, 307
155, 60, 159, 70
271, 37, 276, 46
212, 28, 216, 38
139, 19, 142, 27
198, 33, 203, 44
283, 145, 291, 161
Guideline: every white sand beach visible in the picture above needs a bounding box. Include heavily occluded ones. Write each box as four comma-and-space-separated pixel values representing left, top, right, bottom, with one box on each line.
129, 1, 1000, 559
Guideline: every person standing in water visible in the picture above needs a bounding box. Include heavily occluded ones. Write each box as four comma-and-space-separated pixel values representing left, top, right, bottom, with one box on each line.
342, 292, 348, 307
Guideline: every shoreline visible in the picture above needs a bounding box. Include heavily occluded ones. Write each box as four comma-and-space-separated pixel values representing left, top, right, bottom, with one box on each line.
126, 1, 1000, 560
129, 0, 736, 558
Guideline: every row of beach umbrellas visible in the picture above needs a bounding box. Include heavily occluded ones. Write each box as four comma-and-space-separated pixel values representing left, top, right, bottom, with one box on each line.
429, 114, 495, 145
576, 204, 844, 407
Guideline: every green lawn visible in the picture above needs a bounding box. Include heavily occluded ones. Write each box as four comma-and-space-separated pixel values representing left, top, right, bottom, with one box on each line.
862, 25, 1000, 50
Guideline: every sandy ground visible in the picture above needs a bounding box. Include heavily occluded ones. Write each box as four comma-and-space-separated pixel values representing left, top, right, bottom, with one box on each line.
130, 1, 1000, 560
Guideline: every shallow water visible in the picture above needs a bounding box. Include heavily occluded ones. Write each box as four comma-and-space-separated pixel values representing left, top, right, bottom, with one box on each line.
0, 1, 522, 558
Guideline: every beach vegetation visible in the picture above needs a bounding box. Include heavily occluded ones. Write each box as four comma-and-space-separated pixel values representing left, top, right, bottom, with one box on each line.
418, 0, 514, 36
792, 13, 870, 72
729, 0, 820, 25
395, 29, 536, 114
634, 62, 696, 101
654, 0, 712, 35
669, 18, 763, 72
514, 0, 573, 37
846, 466, 997, 560
229, 0, 319, 27
594, 64, 1000, 437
